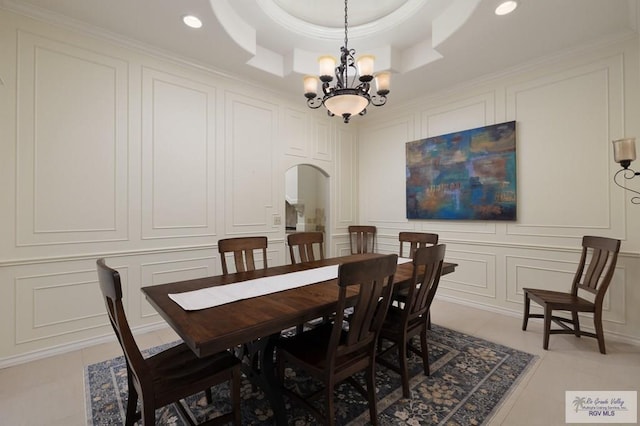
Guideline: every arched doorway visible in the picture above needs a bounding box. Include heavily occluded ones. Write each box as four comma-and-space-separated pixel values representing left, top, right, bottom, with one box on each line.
285, 164, 330, 236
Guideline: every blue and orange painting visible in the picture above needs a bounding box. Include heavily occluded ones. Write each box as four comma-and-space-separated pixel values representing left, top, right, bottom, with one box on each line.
406, 121, 517, 220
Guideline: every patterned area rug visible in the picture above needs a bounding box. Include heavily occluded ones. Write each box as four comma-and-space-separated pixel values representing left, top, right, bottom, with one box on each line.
85, 324, 536, 425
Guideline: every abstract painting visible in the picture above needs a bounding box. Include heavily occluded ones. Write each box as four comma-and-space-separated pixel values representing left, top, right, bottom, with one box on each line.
406, 121, 516, 220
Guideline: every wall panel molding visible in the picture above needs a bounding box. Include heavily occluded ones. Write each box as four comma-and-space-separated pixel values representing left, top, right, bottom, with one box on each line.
506, 54, 625, 238
437, 249, 496, 299
14, 267, 116, 344
224, 91, 279, 235
358, 115, 414, 224
16, 30, 128, 246
141, 67, 218, 239
312, 119, 332, 162
282, 107, 309, 158
420, 91, 496, 138
335, 126, 357, 228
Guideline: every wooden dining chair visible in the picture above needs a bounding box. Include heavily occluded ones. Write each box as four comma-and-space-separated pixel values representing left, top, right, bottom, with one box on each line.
522, 236, 621, 354
377, 244, 446, 397
287, 231, 325, 264
394, 232, 439, 329
218, 236, 272, 385
348, 225, 376, 254
287, 231, 326, 333
276, 254, 398, 426
398, 232, 439, 258
96, 258, 241, 426
218, 236, 268, 274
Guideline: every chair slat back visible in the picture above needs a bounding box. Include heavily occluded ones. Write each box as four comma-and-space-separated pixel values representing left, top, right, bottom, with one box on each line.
399, 232, 439, 259
96, 259, 149, 386
404, 245, 446, 327
574, 236, 621, 297
287, 232, 325, 264
218, 236, 268, 274
328, 254, 398, 363
348, 225, 376, 254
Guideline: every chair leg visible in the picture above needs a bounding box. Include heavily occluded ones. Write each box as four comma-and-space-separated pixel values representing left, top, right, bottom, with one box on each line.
325, 383, 335, 426
365, 365, 378, 426
594, 310, 606, 354
543, 305, 552, 350
426, 311, 431, 330
124, 373, 138, 426
277, 352, 286, 384
420, 327, 430, 376
398, 336, 410, 398
142, 399, 155, 426
572, 311, 581, 337
231, 366, 242, 426
522, 291, 530, 331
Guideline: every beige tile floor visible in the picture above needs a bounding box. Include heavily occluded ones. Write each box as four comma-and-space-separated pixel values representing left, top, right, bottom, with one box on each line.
1, 300, 638, 425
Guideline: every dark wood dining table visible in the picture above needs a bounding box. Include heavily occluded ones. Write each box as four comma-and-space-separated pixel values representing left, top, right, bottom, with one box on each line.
142, 253, 457, 425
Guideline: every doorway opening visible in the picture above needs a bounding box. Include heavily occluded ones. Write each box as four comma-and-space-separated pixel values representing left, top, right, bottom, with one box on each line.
285, 164, 330, 235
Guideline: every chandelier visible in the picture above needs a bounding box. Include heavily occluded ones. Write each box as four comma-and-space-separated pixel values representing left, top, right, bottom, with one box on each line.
303, 0, 390, 123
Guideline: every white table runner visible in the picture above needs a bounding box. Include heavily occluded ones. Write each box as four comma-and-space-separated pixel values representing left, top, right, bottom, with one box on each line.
168, 257, 412, 311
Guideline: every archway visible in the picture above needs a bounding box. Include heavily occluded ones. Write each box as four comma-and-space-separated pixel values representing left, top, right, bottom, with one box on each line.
285, 164, 330, 237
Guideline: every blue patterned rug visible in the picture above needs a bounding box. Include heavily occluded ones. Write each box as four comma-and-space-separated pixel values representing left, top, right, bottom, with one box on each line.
85, 324, 536, 425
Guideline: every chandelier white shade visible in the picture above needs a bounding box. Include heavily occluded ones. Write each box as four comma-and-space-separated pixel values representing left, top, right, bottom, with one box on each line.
318, 56, 336, 78
356, 55, 375, 76
324, 93, 369, 118
303, 0, 390, 123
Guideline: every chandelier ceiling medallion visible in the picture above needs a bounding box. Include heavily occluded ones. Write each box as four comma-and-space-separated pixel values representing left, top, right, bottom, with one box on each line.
303, 0, 391, 123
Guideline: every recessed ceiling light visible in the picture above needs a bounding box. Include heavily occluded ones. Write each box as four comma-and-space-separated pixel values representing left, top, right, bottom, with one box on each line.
182, 15, 203, 29
495, 1, 518, 16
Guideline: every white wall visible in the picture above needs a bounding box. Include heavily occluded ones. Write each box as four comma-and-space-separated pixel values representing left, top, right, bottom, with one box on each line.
0, 8, 358, 365
356, 36, 640, 344
1, 5, 639, 366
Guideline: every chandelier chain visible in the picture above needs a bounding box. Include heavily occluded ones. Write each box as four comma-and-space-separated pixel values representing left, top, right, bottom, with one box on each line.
344, 0, 349, 50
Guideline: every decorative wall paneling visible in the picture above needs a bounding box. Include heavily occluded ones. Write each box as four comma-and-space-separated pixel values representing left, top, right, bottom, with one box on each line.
358, 116, 415, 228
15, 30, 129, 247
312, 120, 332, 162
0, 8, 358, 365
355, 38, 640, 344
420, 92, 496, 141
141, 67, 218, 240
223, 91, 280, 235
282, 107, 309, 158
333, 126, 358, 230
14, 265, 114, 345
505, 55, 626, 239
0, 258, 128, 360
